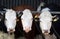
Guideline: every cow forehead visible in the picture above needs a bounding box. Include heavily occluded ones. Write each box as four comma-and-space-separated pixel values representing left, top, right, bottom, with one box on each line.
40, 11, 52, 17
5, 9, 16, 20
39, 11, 52, 21
41, 8, 50, 12
21, 9, 33, 19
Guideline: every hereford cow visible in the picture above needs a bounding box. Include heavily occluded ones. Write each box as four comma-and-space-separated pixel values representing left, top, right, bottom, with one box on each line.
13, 5, 38, 39
39, 8, 52, 34
0, 9, 17, 33
4, 9, 17, 33
38, 7, 58, 39
0, 9, 17, 39
37, 2, 60, 39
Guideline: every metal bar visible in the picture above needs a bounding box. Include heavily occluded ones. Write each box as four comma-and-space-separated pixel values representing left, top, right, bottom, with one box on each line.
0, 11, 60, 14
31, 11, 60, 14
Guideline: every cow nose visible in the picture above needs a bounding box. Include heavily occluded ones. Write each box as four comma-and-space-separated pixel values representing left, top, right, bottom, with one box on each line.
10, 29, 13, 32
7, 29, 14, 35
44, 30, 48, 33
9, 29, 14, 33
23, 27, 31, 33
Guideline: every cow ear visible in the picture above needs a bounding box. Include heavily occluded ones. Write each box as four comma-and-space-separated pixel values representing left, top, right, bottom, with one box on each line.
0, 12, 5, 21
34, 14, 40, 21
34, 13, 40, 18
0, 12, 4, 15
53, 17, 59, 22
17, 11, 23, 17
34, 15, 38, 18
52, 15, 59, 22
0, 12, 5, 15
3, 8, 8, 11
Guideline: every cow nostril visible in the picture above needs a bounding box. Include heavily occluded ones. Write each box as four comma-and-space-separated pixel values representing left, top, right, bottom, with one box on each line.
9, 29, 14, 33
44, 30, 48, 33
10, 29, 13, 31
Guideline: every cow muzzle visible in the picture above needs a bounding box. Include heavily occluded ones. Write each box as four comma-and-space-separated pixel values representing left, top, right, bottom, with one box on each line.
42, 30, 50, 35
8, 29, 15, 33
23, 27, 31, 33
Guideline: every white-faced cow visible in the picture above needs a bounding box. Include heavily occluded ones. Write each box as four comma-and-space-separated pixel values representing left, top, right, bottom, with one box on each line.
37, 7, 58, 39
4, 9, 17, 33
13, 5, 37, 39
39, 8, 52, 34
16, 9, 36, 39
37, 2, 60, 39
0, 9, 17, 39
21, 9, 33, 33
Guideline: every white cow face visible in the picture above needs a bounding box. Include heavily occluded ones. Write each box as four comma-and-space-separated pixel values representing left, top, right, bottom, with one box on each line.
5, 9, 16, 33
39, 8, 52, 34
21, 9, 33, 33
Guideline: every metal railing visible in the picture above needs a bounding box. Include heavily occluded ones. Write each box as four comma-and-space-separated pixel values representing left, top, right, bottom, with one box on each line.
0, 10, 60, 14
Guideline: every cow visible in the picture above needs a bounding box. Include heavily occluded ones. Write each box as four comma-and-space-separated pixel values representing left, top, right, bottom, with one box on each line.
0, 9, 18, 39
36, 2, 60, 39
39, 8, 52, 34
20, 9, 33, 33
4, 9, 17, 33
0, 8, 17, 33
13, 5, 39, 39
37, 7, 59, 39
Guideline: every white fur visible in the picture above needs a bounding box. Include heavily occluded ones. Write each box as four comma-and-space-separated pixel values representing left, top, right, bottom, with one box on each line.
5, 9, 16, 32
21, 9, 33, 31
39, 8, 52, 33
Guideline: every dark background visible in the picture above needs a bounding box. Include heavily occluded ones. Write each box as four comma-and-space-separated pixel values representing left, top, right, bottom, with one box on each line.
0, 0, 60, 9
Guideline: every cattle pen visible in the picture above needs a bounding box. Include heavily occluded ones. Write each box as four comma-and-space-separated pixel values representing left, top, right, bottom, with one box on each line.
0, 0, 60, 39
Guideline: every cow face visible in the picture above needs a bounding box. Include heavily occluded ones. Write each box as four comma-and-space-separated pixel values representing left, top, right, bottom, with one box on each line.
4, 9, 16, 33
39, 8, 52, 34
21, 9, 33, 33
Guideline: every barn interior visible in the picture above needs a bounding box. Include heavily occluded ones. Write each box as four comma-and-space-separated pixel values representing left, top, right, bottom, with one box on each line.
0, 0, 60, 39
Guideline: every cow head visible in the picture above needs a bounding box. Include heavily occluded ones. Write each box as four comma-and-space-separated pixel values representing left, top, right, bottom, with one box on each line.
4, 9, 16, 33
38, 8, 52, 34
38, 8, 59, 35
21, 9, 33, 33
